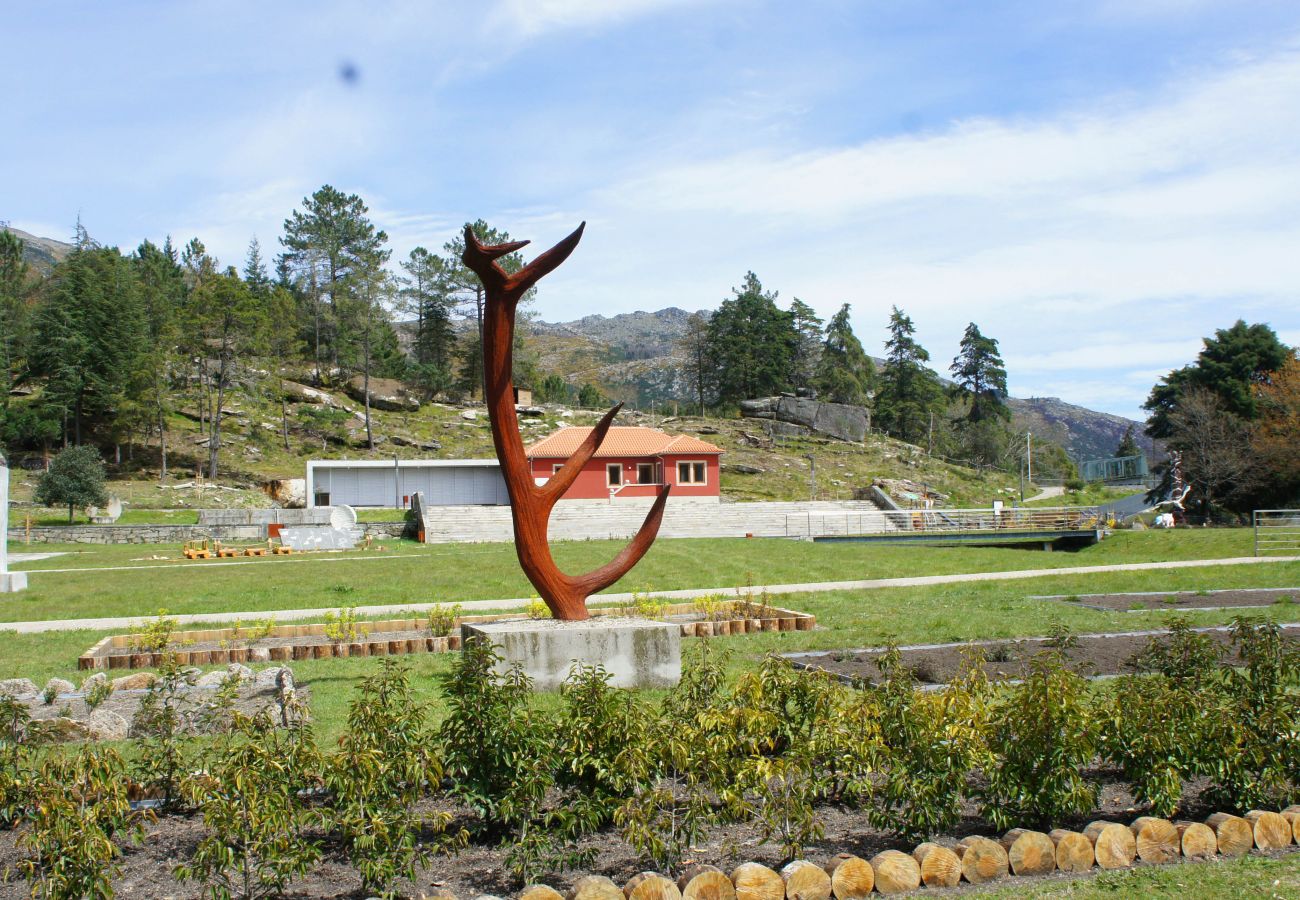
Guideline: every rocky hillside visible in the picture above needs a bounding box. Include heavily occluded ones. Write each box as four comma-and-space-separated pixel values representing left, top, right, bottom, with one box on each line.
2, 225, 73, 273
530, 309, 1149, 464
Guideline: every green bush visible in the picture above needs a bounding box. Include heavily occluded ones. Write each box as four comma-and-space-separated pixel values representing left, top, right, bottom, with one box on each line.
979, 646, 1098, 830
0, 693, 31, 828
177, 712, 322, 900
326, 659, 465, 898
17, 747, 145, 899
132, 657, 194, 810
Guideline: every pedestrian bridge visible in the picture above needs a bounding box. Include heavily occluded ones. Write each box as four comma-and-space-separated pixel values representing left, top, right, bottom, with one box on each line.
789, 506, 1108, 548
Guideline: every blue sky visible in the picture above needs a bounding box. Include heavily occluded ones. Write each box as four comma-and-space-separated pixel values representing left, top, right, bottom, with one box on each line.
5, 0, 1299, 421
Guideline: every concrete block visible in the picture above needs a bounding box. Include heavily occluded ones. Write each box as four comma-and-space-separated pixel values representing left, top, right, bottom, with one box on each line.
0, 573, 26, 593
462, 617, 681, 691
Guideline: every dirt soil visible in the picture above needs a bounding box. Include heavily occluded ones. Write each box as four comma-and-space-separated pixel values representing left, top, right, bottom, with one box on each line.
1, 769, 1296, 898
786, 624, 1300, 686
101, 629, 438, 659
1036, 587, 1300, 612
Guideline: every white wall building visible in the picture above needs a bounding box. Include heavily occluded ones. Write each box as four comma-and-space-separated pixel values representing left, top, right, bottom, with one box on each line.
305, 459, 509, 509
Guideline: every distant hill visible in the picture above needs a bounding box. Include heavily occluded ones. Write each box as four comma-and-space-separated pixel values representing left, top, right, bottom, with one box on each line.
531, 309, 1151, 464
1, 225, 73, 273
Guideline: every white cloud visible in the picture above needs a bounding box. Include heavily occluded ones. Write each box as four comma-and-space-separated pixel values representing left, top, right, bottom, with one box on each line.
490, 0, 707, 39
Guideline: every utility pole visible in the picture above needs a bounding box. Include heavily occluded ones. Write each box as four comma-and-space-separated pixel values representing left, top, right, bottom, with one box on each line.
805, 454, 816, 502
1027, 431, 1033, 484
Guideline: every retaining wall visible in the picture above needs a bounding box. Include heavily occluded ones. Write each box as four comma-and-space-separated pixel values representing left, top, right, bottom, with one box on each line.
6, 521, 408, 545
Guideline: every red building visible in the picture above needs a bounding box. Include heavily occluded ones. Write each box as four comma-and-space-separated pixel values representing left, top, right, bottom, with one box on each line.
525, 426, 724, 500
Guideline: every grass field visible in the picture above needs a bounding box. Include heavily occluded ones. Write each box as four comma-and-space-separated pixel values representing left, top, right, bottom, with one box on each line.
4, 528, 1282, 624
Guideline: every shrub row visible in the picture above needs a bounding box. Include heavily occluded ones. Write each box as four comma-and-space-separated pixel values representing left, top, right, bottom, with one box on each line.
0, 616, 1297, 898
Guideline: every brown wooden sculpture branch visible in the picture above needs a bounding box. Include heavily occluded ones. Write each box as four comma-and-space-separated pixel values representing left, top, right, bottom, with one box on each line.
462, 222, 671, 621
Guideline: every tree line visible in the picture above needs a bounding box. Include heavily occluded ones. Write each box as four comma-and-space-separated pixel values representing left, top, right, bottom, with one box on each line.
675, 271, 1042, 476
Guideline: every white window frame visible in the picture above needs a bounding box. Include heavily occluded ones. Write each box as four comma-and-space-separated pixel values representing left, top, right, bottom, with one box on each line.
606, 463, 623, 487
552, 463, 564, 474
676, 460, 707, 485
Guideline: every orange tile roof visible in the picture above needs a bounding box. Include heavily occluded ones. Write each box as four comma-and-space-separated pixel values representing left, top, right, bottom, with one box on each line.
525, 426, 723, 458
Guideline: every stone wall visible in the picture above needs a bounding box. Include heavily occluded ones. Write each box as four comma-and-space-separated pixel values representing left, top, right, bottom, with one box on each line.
197, 508, 335, 526
7, 521, 408, 545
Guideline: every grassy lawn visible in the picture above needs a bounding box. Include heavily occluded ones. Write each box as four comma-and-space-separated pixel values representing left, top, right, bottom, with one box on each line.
976, 851, 1300, 897
3, 529, 1279, 624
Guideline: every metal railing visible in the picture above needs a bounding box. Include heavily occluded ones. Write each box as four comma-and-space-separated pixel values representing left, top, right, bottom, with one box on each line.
1254, 510, 1300, 557
786, 506, 1106, 539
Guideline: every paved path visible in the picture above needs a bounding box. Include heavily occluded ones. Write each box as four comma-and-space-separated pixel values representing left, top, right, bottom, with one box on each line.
4, 554, 1296, 635
1025, 485, 1065, 503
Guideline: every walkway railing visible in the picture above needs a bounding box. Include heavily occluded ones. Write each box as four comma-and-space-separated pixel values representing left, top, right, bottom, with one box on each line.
786, 506, 1105, 539
1254, 509, 1300, 557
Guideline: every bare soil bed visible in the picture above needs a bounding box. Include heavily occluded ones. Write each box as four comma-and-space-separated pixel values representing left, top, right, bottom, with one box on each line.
1036, 586, 1300, 612
0, 768, 1294, 899
786, 623, 1300, 686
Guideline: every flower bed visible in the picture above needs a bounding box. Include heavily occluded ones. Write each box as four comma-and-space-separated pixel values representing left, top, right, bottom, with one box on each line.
79, 602, 816, 670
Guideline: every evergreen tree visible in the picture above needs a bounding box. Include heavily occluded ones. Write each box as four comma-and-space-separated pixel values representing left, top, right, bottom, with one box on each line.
131, 240, 185, 479
950, 322, 1008, 423
439, 221, 530, 396
399, 247, 455, 398
705, 272, 797, 403
280, 185, 389, 381
0, 229, 33, 408
814, 303, 873, 405
1144, 320, 1289, 438
1115, 425, 1141, 459
30, 239, 146, 445
242, 237, 271, 298
874, 306, 943, 445
577, 383, 606, 408
675, 311, 713, 414
788, 298, 823, 391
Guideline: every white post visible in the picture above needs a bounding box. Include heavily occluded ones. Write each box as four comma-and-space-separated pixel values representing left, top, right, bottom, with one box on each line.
1, 451, 29, 593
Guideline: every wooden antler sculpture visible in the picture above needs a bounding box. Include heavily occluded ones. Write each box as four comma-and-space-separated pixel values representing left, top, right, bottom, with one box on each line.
462, 223, 671, 621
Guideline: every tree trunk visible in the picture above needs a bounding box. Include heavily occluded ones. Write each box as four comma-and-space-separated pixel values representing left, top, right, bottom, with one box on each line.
1083, 821, 1136, 869
1282, 806, 1300, 844
68, 502, 74, 524
1206, 812, 1254, 857
624, 873, 681, 900
1000, 829, 1056, 875
1048, 828, 1095, 873
780, 860, 829, 900
910, 843, 960, 888
1175, 821, 1217, 858
363, 316, 373, 451
867, 850, 919, 895
1129, 816, 1180, 863
1243, 810, 1292, 850
158, 408, 168, 482
519, 887, 564, 900
567, 876, 623, 900
955, 836, 1008, 884
824, 854, 874, 899
677, 865, 734, 900
730, 863, 783, 900
209, 356, 226, 481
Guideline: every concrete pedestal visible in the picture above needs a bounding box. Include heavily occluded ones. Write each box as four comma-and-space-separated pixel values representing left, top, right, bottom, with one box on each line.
462, 617, 681, 691
0, 573, 26, 593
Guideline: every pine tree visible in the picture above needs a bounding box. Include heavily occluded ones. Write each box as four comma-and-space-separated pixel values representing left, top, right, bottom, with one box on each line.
675, 311, 713, 414
705, 272, 797, 403
400, 247, 455, 398
874, 306, 943, 445
814, 303, 873, 405
1115, 424, 1140, 459
131, 240, 185, 479
788, 299, 823, 391
950, 322, 1008, 423
242, 237, 271, 298
280, 185, 389, 381
0, 229, 32, 408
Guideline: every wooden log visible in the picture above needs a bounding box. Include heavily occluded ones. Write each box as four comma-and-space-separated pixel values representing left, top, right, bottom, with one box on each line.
730, 863, 783, 900
1049, 829, 1095, 873
910, 843, 960, 888
520, 887, 565, 900
569, 876, 624, 900
780, 860, 829, 900
624, 872, 681, 900
1244, 810, 1292, 850
1282, 806, 1300, 844
868, 851, 920, 896
1129, 816, 1180, 864
1175, 821, 1218, 859
1207, 812, 1255, 857
955, 836, 1008, 884
1083, 821, 1135, 870
1000, 828, 1056, 876
677, 865, 735, 900
824, 854, 874, 899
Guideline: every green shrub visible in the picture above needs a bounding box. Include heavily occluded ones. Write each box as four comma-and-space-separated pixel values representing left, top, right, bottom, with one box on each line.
177, 712, 322, 900
132, 657, 193, 810
0, 694, 32, 828
326, 660, 465, 898
323, 607, 367, 643
84, 679, 113, 713
426, 603, 462, 637
17, 747, 145, 899
979, 647, 1098, 830
738, 750, 826, 863
132, 608, 178, 653
1205, 618, 1300, 809
1131, 618, 1223, 685
866, 647, 987, 841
